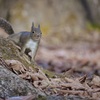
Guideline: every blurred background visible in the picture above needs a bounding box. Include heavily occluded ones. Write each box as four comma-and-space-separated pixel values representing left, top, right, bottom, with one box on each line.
0, 0, 100, 74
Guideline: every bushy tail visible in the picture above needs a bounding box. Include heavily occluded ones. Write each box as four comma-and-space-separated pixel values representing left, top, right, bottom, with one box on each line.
0, 18, 14, 35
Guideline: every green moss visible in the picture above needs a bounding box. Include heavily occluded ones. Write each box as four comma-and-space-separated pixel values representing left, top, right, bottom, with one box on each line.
0, 38, 57, 78
0, 38, 35, 68
43, 69, 57, 78
86, 21, 100, 32
37, 95, 46, 100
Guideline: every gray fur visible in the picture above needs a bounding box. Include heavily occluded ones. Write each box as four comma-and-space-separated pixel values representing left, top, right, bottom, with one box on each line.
0, 18, 14, 34
8, 22, 42, 63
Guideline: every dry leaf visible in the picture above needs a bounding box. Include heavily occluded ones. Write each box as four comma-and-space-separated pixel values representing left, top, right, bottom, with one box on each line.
91, 75, 100, 86
61, 83, 85, 90
19, 72, 31, 80
37, 69, 49, 82
5, 60, 27, 74
64, 77, 86, 90
33, 80, 49, 89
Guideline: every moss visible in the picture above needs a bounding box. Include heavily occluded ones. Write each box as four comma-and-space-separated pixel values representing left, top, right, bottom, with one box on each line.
0, 38, 34, 68
37, 95, 46, 100
43, 69, 57, 78
86, 21, 100, 32
0, 38, 57, 78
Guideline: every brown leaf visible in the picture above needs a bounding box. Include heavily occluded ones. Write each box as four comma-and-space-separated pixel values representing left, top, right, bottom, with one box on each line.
61, 83, 85, 90
91, 75, 100, 86
92, 92, 100, 100
79, 75, 87, 83
5, 60, 27, 74
38, 69, 49, 82
57, 89, 88, 97
33, 80, 49, 89
64, 77, 86, 90
19, 72, 31, 80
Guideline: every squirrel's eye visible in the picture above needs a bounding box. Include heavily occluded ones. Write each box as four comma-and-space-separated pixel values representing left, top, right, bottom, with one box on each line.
32, 31, 34, 33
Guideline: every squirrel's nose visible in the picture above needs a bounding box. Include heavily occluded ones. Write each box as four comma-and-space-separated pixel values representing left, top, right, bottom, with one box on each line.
37, 34, 40, 37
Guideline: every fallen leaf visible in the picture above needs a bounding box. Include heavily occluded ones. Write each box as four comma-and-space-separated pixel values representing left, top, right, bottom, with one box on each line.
5, 60, 27, 74
91, 75, 100, 86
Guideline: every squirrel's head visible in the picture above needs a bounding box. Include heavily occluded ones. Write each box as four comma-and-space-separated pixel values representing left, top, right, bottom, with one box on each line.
31, 22, 42, 41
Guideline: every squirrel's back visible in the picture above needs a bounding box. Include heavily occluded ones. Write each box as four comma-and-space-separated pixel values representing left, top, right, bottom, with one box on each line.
0, 18, 14, 38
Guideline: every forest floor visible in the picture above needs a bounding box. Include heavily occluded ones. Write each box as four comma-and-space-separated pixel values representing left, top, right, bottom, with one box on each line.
1, 39, 100, 100
34, 41, 100, 99
36, 41, 100, 76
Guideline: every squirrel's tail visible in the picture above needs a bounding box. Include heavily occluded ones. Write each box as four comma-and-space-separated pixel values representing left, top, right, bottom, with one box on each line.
0, 18, 14, 35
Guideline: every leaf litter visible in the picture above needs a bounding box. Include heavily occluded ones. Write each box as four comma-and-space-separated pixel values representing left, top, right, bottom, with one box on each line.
0, 42, 100, 99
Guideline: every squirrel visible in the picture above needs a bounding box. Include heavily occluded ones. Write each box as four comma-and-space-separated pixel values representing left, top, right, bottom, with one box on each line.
0, 18, 42, 63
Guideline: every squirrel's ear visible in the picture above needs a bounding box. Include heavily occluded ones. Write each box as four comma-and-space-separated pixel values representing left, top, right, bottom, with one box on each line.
38, 24, 40, 29
31, 22, 34, 32
32, 22, 34, 27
